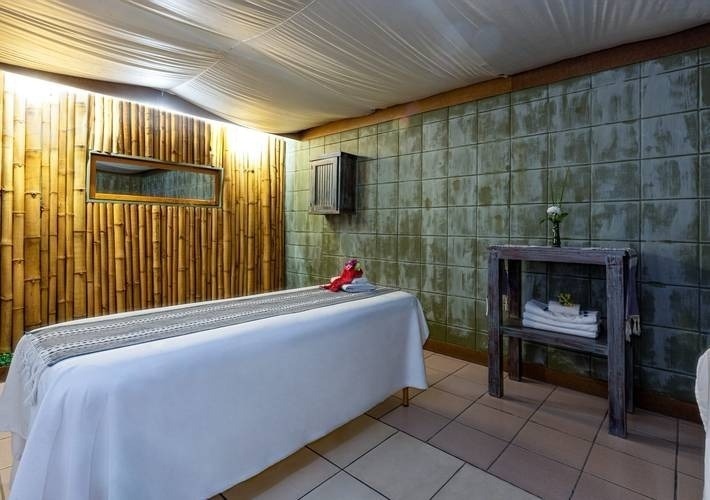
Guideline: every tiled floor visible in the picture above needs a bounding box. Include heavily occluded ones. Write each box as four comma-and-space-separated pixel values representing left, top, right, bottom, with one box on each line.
0, 354, 706, 499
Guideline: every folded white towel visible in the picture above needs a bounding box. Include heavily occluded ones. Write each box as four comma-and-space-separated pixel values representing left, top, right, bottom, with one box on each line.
524, 300, 598, 324
351, 277, 370, 285
522, 310, 598, 333
522, 318, 599, 338
548, 300, 580, 316
341, 283, 376, 293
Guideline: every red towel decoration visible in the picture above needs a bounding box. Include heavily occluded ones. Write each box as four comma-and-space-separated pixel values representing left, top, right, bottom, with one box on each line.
322, 259, 363, 292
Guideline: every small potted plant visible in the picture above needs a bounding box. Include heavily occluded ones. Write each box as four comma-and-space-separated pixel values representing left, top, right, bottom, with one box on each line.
541, 169, 569, 247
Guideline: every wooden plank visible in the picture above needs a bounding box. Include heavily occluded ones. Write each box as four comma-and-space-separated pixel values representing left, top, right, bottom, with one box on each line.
492, 245, 633, 265
502, 325, 608, 356
606, 255, 627, 438
487, 248, 504, 398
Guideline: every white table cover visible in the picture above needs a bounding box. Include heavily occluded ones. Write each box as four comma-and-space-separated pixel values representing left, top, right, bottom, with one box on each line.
0, 288, 429, 500
695, 349, 710, 499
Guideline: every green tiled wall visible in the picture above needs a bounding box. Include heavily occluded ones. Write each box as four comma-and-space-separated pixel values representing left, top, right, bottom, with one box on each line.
285, 47, 710, 402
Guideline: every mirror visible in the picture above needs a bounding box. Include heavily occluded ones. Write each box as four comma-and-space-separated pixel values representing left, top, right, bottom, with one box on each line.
88, 152, 222, 206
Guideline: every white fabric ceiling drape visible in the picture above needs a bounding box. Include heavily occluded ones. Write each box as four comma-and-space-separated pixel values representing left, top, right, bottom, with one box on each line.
0, 0, 708, 133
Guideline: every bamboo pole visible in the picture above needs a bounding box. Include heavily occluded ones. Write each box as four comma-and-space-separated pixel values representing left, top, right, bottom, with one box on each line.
188, 207, 195, 302
73, 92, 88, 318
123, 204, 132, 311
92, 202, 101, 316
48, 95, 59, 323
11, 94, 26, 347
24, 98, 42, 331
160, 206, 168, 305
102, 97, 112, 153
144, 108, 153, 158
111, 98, 120, 153
86, 202, 94, 316
138, 205, 147, 309
199, 207, 207, 301
246, 167, 256, 295
181, 116, 188, 163
152, 206, 161, 307
138, 105, 145, 156
159, 112, 166, 160
145, 203, 153, 308
177, 207, 186, 303
40, 101, 50, 324
65, 94, 75, 320
106, 202, 116, 313
0, 80, 13, 351
87, 94, 95, 154
56, 94, 67, 321
120, 101, 129, 154
93, 96, 103, 151
130, 102, 139, 156
130, 204, 140, 308
172, 207, 179, 304
113, 204, 125, 311
260, 141, 273, 290
99, 203, 109, 314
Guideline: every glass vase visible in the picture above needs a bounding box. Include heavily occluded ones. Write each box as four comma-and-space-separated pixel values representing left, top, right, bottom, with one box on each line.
551, 220, 561, 247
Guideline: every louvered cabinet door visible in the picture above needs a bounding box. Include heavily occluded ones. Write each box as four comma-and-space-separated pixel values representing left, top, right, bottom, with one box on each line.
309, 152, 356, 214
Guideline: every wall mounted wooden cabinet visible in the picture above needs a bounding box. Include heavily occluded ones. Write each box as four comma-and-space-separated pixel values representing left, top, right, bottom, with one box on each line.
309, 152, 356, 214
88, 151, 223, 206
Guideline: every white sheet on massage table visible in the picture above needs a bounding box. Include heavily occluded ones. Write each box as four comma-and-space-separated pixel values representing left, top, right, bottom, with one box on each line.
695, 349, 710, 500
0, 288, 429, 500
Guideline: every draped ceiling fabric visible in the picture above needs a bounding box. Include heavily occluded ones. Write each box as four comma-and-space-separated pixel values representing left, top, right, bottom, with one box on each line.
1, 0, 709, 134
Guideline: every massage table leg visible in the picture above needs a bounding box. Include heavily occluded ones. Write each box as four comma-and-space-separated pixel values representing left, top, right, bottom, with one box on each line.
402, 387, 409, 406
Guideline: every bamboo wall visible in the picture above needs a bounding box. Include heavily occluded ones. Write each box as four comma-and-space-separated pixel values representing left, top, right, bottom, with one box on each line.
0, 73, 285, 351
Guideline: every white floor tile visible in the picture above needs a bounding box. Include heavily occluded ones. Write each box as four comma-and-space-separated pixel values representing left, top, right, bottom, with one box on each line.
309, 415, 396, 468
223, 448, 338, 500
347, 432, 462, 500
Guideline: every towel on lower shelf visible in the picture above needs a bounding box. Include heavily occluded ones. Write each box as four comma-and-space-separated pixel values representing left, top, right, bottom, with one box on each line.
524, 300, 598, 324
522, 318, 598, 338
341, 277, 376, 293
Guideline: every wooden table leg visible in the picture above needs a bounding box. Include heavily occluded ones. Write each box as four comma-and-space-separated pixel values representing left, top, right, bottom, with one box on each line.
626, 339, 635, 413
508, 337, 522, 381
507, 260, 522, 381
402, 387, 409, 406
488, 251, 504, 398
606, 256, 627, 437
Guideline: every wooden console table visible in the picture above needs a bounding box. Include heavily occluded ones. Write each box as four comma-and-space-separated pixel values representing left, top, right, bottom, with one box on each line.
487, 245, 637, 438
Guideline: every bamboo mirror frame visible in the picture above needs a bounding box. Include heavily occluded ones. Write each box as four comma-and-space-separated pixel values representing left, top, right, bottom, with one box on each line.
88, 151, 223, 207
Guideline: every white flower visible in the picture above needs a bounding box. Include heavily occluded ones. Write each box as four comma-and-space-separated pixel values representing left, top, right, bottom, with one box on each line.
547, 205, 562, 216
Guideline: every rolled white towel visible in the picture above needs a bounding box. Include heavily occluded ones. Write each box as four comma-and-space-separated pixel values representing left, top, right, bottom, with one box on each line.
548, 300, 580, 316
524, 300, 598, 324
522, 310, 598, 333
522, 318, 599, 338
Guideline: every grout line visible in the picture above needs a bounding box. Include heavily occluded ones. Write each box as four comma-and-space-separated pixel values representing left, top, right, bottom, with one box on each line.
341, 468, 393, 499
294, 465, 340, 500
568, 401, 608, 498
427, 462, 465, 500
485, 378, 553, 470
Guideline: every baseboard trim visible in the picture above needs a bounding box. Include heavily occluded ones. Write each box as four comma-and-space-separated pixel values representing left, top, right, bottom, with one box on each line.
423, 339, 701, 424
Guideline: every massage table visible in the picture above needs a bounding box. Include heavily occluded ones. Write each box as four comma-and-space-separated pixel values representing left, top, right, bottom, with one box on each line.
0, 286, 429, 500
